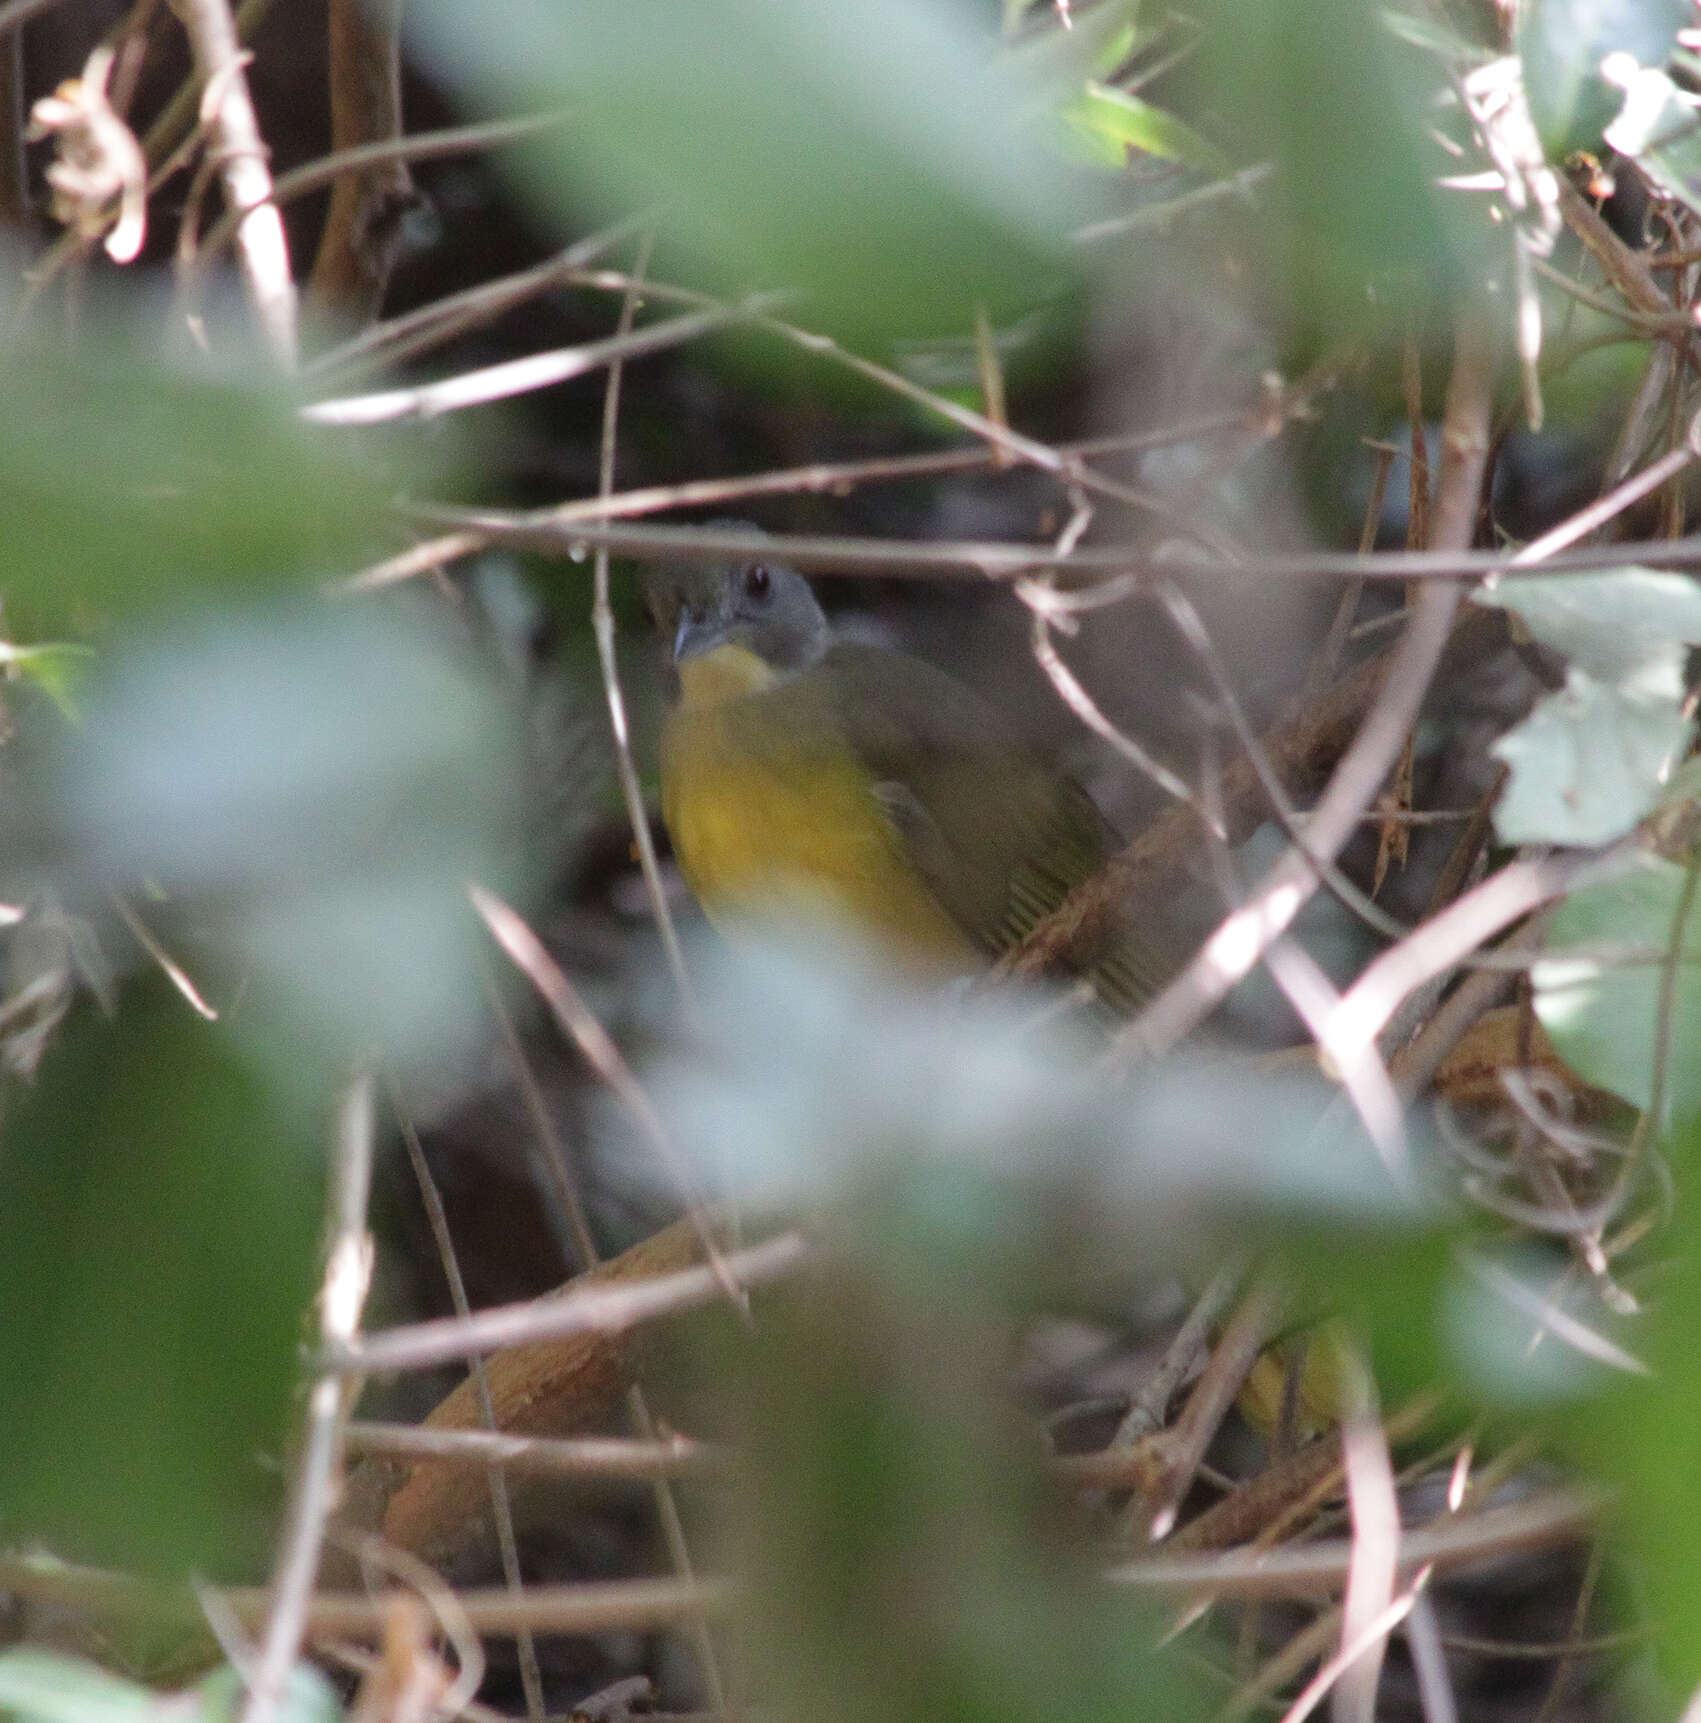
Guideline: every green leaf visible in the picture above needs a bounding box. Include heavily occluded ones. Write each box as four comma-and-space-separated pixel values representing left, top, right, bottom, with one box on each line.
1062, 83, 1234, 175
0, 642, 96, 720
0, 989, 322, 1574
1532, 853, 1701, 1123
19, 598, 532, 1088
1485, 567, 1701, 683
1518, 0, 1686, 153
0, 1651, 160, 1723
1479, 569, 1701, 845
195, 1664, 340, 1723
403, 0, 1099, 347
1491, 672, 1692, 845
0, 333, 409, 636
1185, 0, 1489, 332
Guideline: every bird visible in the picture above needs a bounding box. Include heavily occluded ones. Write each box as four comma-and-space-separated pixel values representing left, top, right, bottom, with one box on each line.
653, 535, 1183, 1016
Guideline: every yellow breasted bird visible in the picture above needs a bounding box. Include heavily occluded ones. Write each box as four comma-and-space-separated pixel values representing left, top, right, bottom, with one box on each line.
655, 540, 1345, 1436
655, 541, 1181, 1015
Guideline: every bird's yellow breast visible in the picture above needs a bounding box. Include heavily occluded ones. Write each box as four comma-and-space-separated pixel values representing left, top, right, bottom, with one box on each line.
661, 646, 974, 972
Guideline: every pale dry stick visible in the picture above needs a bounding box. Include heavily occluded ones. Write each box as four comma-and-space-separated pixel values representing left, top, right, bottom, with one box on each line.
591, 235, 696, 1013
1072, 161, 1276, 244
1021, 580, 1199, 811
336, 1230, 807, 1375
1265, 936, 1407, 1179
343, 1422, 718, 1482
557, 267, 1231, 540
1295, 445, 1395, 712
1188, 730, 1406, 1166
474, 867, 724, 1699
1402, 1594, 1461, 1723
306, 212, 655, 382
172, 0, 297, 367
395, 508, 1701, 585
1213, 1607, 1344, 1723
468, 884, 737, 1305
1110, 1265, 1241, 1448
1322, 848, 1632, 1069
304, 302, 760, 426
109, 893, 218, 1020
0, 1553, 730, 1641
241, 1073, 376, 1723
349, 419, 1239, 595
1333, 1347, 1400, 1723
392, 1084, 547, 1723
1278, 1576, 1429, 1723
335, 1529, 486, 1720
1108, 302, 1498, 1064
1143, 1271, 1288, 1542
1156, 579, 1410, 945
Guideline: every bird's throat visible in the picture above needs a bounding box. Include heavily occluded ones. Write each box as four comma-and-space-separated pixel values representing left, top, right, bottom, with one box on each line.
676, 642, 779, 708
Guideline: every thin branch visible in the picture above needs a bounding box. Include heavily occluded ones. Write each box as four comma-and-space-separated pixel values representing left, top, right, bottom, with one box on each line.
304, 302, 756, 425
306, 0, 408, 327
173, 0, 297, 366
469, 884, 734, 1302
392, 1082, 545, 1723
1108, 299, 1498, 1062
1326, 848, 1632, 1068
591, 235, 697, 1012
1105, 1485, 1603, 1599
333, 1230, 808, 1375
241, 1072, 375, 1723
1334, 1345, 1399, 1723
392, 507, 1701, 586
343, 1421, 720, 1481
305, 213, 654, 381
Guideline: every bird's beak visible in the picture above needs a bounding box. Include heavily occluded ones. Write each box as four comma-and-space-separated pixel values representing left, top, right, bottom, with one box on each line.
673, 604, 722, 664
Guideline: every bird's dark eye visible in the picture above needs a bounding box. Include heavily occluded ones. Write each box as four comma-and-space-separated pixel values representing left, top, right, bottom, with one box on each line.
744, 563, 772, 601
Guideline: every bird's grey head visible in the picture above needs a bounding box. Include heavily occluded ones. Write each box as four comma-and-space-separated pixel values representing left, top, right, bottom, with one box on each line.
664, 527, 828, 675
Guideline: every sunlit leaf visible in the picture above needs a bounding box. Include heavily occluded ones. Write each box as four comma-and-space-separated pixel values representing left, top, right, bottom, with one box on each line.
1518, 0, 1686, 153
1062, 83, 1234, 175
1532, 854, 1701, 1123
1480, 569, 1701, 845
1491, 674, 1691, 845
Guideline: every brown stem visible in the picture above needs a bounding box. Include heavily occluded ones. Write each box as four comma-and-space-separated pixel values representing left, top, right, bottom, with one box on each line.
306, 0, 408, 328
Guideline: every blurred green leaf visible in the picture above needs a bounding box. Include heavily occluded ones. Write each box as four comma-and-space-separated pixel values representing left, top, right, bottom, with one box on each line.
1533, 854, 1701, 1124
0, 334, 406, 635
0, 987, 321, 1574
195, 1663, 340, 1723
1518, 0, 1685, 153
1188, 0, 1486, 330
718, 1176, 1209, 1723
0, 1650, 161, 1723
403, 0, 1099, 346
1480, 569, 1701, 845
17, 598, 530, 1088
1061, 83, 1233, 175
0, 642, 96, 720
1547, 1107, 1701, 1703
